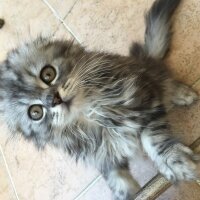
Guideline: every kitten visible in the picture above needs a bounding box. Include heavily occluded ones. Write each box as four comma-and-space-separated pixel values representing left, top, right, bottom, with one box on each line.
0, 0, 199, 199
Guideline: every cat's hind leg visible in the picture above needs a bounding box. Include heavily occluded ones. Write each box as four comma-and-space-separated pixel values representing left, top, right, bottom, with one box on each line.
164, 80, 198, 109
102, 161, 140, 200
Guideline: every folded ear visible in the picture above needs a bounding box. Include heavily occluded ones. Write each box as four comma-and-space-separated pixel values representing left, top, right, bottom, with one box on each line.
0, 94, 6, 113
0, 62, 7, 113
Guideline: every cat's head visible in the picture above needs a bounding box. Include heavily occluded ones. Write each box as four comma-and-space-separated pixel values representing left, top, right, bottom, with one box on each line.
0, 37, 99, 148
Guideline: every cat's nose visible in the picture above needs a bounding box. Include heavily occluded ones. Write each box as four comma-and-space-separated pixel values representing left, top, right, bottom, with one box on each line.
52, 92, 63, 107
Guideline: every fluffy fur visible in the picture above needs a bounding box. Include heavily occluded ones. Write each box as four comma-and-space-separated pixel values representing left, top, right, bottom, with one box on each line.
0, 0, 199, 199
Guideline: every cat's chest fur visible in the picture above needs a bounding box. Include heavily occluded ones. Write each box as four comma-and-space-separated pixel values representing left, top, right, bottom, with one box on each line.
59, 116, 140, 170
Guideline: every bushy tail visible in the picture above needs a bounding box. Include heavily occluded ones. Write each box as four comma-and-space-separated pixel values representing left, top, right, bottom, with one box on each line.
131, 0, 182, 59
145, 0, 182, 59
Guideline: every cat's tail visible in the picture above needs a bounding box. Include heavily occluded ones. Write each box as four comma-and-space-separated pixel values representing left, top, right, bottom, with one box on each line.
130, 0, 182, 60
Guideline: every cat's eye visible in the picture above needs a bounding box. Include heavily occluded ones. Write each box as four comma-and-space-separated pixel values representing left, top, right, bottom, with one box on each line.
28, 105, 43, 121
40, 65, 56, 84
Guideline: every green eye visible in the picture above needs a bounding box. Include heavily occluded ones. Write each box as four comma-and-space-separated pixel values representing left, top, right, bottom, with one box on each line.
28, 105, 43, 120
40, 65, 56, 84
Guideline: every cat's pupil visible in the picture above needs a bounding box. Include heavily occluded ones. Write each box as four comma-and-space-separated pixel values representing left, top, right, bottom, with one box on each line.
40, 65, 56, 84
45, 73, 51, 81
28, 105, 43, 120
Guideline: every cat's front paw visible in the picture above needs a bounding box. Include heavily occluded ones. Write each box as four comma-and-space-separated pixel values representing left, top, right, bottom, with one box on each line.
158, 144, 199, 182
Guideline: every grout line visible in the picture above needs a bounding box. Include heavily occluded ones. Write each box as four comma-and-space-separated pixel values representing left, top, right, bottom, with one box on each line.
41, 0, 81, 43
0, 144, 20, 200
63, 0, 80, 20
73, 175, 103, 200
61, 22, 81, 43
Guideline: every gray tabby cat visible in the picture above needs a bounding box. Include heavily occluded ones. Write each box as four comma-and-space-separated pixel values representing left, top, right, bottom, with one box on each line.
0, 0, 199, 199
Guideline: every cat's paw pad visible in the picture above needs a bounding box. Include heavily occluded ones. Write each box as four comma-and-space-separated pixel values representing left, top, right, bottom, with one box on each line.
158, 144, 199, 182
173, 85, 198, 106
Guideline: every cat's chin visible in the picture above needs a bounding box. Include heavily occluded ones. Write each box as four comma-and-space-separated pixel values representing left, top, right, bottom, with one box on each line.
51, 102, 82, 127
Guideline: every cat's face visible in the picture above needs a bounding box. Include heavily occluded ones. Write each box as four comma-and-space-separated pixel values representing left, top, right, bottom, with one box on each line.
0, 37, 95, 147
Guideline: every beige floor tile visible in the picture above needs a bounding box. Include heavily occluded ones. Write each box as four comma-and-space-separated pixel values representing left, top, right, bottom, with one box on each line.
45, 0, 78, 18
0, 0, 61, 61
65, 0, 151, 54
0, 149, 16, 200
78, 177, 112, 200
53, 23, 74, 40
0, 122, 98, 200
166, 0, 200, 85
158, 182, 200, 200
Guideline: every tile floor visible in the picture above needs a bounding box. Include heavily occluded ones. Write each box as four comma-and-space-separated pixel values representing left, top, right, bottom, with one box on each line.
0, 0, 200, 199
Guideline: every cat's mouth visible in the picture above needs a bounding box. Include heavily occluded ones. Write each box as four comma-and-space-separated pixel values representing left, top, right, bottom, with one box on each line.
52, 92, 74, 111
63, 96, 74, 111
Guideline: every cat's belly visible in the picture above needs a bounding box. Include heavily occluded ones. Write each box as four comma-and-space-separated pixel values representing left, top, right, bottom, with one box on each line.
61, 117, 141, 170
84, 128, 140, 171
